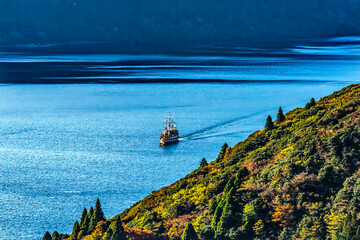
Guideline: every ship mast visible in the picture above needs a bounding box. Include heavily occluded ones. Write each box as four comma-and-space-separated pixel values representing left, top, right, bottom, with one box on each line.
168, 113, 171, 130
160, 112, 179, 145
164, 113, 177, 132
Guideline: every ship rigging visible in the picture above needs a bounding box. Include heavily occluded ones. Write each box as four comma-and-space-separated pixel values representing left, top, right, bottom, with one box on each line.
160, 113, 179, 145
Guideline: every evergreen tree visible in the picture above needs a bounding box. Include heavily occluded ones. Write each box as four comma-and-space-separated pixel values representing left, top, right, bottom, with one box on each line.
212, 195, 226, 230
265, 115, 274, 131
81, 206, 93, 234
310, 97, 316, 107
182, 223, 198, 240
109, 217, 126, 240
200, 158, 208, 167
212, 179, 234, 230
94, 198, 106, 221
305, 98, 316, 109
89, 215, 97, 233
87, 206, 96, 233
223, 147, 232, 161
89, 206, 94, 216
215, 188, 235, 239
71, 221, 80, 240
42, 232, 52, 240
216, 143, 228, 162
89, 198, 106, 233
51, 231, 60, 240
276, 106, 285, 122
80, 207, 87, 227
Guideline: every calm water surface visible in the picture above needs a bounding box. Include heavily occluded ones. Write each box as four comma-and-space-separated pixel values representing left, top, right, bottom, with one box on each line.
0, 38, 360, 239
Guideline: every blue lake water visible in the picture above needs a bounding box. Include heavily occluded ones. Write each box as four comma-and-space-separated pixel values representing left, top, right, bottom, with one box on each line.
0, 38, 360, 239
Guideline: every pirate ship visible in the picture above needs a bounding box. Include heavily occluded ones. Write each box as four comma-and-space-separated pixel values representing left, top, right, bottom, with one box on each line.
160, 113, 179, 145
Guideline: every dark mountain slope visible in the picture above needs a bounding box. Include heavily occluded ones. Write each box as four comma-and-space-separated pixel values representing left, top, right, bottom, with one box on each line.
1, 0, 360, 46
54, 83, 360, 240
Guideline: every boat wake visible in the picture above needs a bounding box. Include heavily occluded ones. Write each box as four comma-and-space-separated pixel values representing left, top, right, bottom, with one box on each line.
180, 131, 252, 141
179, 111, 263, 141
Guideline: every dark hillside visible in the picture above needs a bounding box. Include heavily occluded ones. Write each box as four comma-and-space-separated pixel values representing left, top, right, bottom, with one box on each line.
1, 0, 360, 47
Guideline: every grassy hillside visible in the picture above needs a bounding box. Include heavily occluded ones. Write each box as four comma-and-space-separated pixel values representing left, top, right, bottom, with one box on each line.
51, 84, 360, 240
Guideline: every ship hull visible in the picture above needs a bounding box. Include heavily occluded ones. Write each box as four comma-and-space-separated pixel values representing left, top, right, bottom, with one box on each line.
160, 138, 179, 146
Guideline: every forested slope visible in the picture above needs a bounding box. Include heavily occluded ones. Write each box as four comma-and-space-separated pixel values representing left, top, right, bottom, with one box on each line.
47, 84, 360, 240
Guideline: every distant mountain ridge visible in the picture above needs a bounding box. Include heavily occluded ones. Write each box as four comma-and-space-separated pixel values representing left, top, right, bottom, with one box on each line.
51, 84, 360, 240
1, 0, 360, 47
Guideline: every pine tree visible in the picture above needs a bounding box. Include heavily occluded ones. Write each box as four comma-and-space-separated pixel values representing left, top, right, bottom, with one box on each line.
265, 115, 274, 131
89, 215, 97, 233
215, 188, 235, 239
310, 97, 316, 107
276, 107, 285, 122
216, 143, 228, 162
109, 217, 126, 240
212, 196, 226, 230
87, 206, 96, 234
81, 206, 93, 234
212, 179, 234, 230
305, 98, 316, 109
182, 223, 198, 240
51, 231, 60, 240
71, 221, 80, 240
80, 208, 87, 227
200, 158, 208, 167
223, 147, 232, 161
42, 232, 52, 240
89, 198, 106, 233
88, 206, 94, 215
94, 198, 105, 222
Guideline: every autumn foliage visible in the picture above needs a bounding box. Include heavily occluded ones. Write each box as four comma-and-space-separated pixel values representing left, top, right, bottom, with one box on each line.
48, 84, 360, 239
